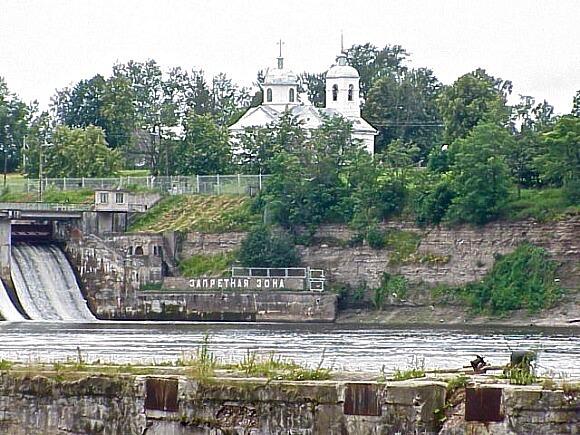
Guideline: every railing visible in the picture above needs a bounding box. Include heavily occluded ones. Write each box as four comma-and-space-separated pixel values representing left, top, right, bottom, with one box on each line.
231, 267, 326, 292
0, 202, 92, 212
5, 174, 270, 196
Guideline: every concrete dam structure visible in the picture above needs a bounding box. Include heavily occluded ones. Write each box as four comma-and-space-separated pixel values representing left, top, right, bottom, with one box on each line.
0, 244, 95, 322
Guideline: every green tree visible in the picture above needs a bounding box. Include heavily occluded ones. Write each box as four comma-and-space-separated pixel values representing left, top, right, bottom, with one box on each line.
238, 225, 300, 267
437, 68, 512, 143
446, 123, 513, 224
173, 114, 231, 175
39, 125, 122, 177
233, 111, 306, 174
535, 115, 580, 202
260, 115, 364, 230
299, 72, 326, 107
572, 90, 580, 117
346, 43, 409, 100
0, 77, 30, 173
364, 68, 443, 157
507, 96, 556, 192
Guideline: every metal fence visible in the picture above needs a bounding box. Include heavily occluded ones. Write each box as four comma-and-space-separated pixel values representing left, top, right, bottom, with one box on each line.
5, 174, 270, 196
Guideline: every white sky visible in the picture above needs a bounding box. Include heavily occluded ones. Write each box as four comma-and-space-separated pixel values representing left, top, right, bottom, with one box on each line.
1, 0, 579, 113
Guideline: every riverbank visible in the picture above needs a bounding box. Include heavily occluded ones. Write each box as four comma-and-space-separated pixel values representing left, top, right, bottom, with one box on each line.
337, 300, 580, 328
0, 360, 577, 434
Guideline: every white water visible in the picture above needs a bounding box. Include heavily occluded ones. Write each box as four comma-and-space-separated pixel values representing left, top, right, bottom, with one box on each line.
11, 244, 95, 322
0, 279, 25, 321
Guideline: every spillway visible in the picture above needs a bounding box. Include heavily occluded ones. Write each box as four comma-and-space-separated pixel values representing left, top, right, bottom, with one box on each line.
0, 280, 25, 321
11, 244, 95, 322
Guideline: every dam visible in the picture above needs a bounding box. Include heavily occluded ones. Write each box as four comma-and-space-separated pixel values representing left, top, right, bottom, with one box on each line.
0, 243, 95, 322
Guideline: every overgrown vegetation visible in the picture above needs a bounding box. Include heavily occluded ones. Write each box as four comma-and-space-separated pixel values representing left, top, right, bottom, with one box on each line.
372, 273, 409, 310
461, 243, 562, 314
179, 252, 236, 277
128, 195, 259, 233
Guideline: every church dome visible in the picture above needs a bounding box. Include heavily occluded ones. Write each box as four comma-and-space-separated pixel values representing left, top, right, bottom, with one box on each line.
326, 54, 359, 79
264, 60, 298, 85
264, 68, 298, 85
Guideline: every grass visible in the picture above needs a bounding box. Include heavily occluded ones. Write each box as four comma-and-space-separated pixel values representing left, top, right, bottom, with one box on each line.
504, 187, 579, 222
384, 229, 422, 264
179, 252, 236, 277
392, 355, 426, 380
231, 350, 332, 381
0, 187, 94, 203
128, 194, 259, 233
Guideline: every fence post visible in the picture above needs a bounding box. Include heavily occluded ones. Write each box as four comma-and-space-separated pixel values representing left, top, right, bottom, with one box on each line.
196, 175, 200, 194
63, 177, 67, 191
216, 174, 221, 195
81, 177, 85, 188
237, 173, 241, 195
259, 174, 262, 190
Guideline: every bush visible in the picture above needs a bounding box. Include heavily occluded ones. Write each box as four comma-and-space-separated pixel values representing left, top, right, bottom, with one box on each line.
366, 226, 386, 249
238, 225, 300, 268
461, 243, 562, 314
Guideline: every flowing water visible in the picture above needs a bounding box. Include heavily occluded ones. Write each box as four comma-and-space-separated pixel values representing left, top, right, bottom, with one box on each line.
0, 280, 25, 321
10, 244, 95, 322
0, 322, 578, 377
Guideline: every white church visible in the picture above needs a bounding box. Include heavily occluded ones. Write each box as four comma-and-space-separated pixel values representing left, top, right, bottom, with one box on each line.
229, 48, 377, 154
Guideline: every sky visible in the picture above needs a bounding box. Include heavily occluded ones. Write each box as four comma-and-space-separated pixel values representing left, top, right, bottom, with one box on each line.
1, 0, 579, 114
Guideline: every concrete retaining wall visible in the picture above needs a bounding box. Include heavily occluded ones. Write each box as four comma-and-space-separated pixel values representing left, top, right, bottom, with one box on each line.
0, 372, 577, 434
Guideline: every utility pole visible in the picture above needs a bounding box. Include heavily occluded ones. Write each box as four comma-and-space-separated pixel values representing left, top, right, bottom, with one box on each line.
38, 140, 45, 202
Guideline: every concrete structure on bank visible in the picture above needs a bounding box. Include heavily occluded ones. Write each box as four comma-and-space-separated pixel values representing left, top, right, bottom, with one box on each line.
0, 371, 577, 434
229, 47, 377, 154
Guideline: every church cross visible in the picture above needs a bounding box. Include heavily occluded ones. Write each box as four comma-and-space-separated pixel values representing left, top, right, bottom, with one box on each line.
277, 39, 285, 58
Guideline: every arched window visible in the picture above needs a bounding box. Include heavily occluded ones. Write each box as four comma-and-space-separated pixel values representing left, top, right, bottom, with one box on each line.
348, 84, 354, 101
332, 84, 338, 101
289, 88, 295, 102
134, 246, 144, 256
266, 88, 272, 102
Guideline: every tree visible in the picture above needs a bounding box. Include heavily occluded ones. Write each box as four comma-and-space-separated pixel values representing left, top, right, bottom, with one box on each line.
259, 115, 366, 230
572, 90, 580, 117
535, 115, 580, 202
299, 72, 326, 107
446, 123, 513, 225
233, 110, 306, 174
52, 74, 135, 150
0, 77, 31, 173
238, 225, 300, 267
437, 68, 512, 143
346, 43, 409, 101
172, 114, 231, 175
38, 125, 122, 177
506, 96, 556, 192
364, 68, 443, 157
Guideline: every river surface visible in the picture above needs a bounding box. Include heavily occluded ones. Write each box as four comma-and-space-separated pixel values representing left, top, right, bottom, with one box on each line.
0, 322, 578, 377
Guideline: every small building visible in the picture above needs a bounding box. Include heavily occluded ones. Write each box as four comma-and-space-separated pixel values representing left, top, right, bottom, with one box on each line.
94, 190, 160, 213
93, 190, 161, 234
229, 49, 377, 154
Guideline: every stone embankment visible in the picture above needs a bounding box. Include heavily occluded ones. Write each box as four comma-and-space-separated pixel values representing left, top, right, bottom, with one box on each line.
0, 370, 577, 434
186, 217, 578, 290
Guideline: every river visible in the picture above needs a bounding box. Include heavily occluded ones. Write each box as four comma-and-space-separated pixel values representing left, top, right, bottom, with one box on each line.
0, 321, 578, 377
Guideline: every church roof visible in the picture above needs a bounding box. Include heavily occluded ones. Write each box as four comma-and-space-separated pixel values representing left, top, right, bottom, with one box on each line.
264, 62, 298, 85
229, 104, 376, 135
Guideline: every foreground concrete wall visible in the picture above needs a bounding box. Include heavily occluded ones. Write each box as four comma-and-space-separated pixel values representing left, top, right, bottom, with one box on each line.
0, 373, 577, 435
